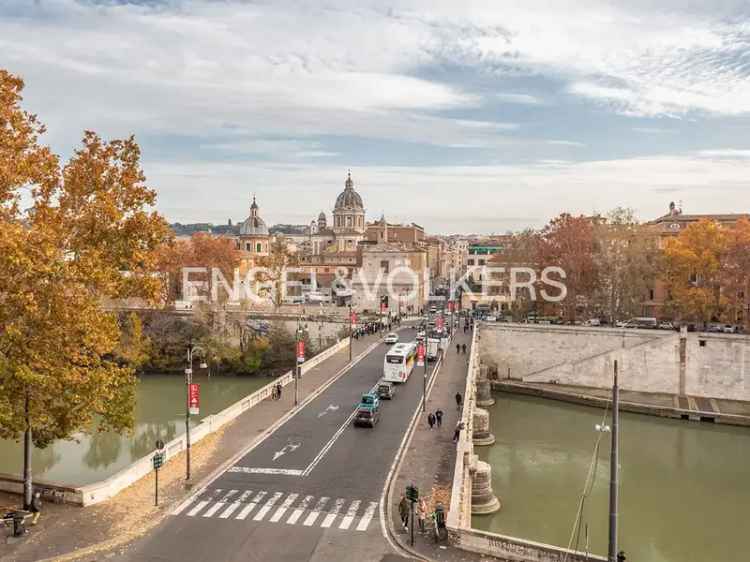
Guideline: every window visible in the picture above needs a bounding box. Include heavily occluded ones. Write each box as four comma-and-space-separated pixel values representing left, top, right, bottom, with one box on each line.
245, 243, 251, 251
346, 216, 352, 227
380, 260, 390, 273
256, 243, 262, 252
649, 289, 654, 300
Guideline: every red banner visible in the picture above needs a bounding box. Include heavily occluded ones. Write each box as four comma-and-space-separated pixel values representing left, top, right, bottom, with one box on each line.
448, 300, 455, 312
296, 340, 305, 363
350, 311, 358, 324
188, 383, 200, 415
436, 316, 445, 330
417, 343, 425, 366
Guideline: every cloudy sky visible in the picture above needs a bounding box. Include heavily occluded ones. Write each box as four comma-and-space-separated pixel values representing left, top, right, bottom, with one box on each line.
2, 0, 749, 233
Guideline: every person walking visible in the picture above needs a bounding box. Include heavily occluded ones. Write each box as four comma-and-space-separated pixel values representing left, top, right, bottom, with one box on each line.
462, 343, 467, 354
456, 343, 460, 354
398, 494, 409, 530
427, 412, 436, 430
455, 392, 462, 411
453, 421, 463, 443
274, 382, 282, 400
435, 408, 443, 428
416, 498, 427, 533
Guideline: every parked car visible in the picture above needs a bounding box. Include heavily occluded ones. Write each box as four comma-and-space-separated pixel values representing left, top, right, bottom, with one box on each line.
722, 324, 740, 334
583, 318, 601, 327
384, 332, 399, 344
615, 320, 628, 328
624, 317, 658, 329
706, 323, 725, 333
485, 315, 497, 322
658, 321, 675, 330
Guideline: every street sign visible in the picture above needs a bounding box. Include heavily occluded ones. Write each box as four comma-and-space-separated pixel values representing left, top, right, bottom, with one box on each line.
296, 340, 305, 363
152, 451, 165, 470
188, 383, 200, 415
417, 343, 425, 367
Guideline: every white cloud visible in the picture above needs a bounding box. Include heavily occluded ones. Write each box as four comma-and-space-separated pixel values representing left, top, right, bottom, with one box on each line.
545, 140, 585, 147
147, 150, 750, 233
696, 149, 750, 158
495, 92, 544, 105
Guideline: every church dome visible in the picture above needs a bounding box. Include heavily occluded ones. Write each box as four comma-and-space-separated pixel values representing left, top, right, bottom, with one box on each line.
239, 196, 269, 236
334, 172, 364, 210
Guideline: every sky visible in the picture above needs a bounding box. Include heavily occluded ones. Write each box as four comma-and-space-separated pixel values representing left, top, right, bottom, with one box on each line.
2, 0, 749, 234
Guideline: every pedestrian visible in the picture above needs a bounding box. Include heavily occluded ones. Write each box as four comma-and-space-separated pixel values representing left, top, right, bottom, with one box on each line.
455, 392, 462, 410
29, 491, 42, 525
462, 343, 467, 354
416, 498, 427, 533
453, 422, 461, 443
435, 409, 443, 428
427, 412, 436, 430
398, 494, 409, 530
275, 382, 282, 400
456, 343, 460, 354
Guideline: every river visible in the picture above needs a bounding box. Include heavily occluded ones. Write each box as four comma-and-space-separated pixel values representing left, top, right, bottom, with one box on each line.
0, 374, 269, 486
473, 393, 750, 562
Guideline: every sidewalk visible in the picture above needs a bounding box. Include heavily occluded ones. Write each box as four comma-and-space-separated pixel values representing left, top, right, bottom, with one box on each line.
389, 328, 503, 562
1, 334, 380, 562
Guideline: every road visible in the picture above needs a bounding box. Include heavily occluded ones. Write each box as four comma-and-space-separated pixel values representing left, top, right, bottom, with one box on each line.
120, 327, 439, 562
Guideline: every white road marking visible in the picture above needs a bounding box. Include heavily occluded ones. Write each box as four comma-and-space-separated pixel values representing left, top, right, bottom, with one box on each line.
220, 490, 252, 519
270, 493, 299, 522
317, 404, 340, 418
338, 500, 361, 530
272, 441, 301, 461
253, 492, 283, 521
203, 490, 238, 518
320, 498, 345, 528
302, 409, 358, 477
186, 500, 209, 517
172, 496, 195, 516
356, 502, 378, 531
228, 467, 304, 476
286, 495, 314, 525
303, 497, 329, 526
236, 491, 267, 520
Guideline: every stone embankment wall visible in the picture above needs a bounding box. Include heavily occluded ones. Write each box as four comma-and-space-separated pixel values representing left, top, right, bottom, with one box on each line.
480, 324, 750, 401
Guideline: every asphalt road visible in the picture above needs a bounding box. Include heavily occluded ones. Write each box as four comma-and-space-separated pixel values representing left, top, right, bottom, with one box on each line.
120, 327, 440, 562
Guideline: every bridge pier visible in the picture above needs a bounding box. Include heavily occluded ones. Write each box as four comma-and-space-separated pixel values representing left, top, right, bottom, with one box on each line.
471, 458, 501, 515
472, 407, 495, 446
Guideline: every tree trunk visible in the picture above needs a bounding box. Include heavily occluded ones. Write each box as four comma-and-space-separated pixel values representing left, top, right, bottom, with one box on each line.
23, 390, 32, 510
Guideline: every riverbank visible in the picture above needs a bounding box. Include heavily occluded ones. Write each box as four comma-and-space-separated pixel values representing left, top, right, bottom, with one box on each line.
492, 380, 750, 426
1, 335, 377, 562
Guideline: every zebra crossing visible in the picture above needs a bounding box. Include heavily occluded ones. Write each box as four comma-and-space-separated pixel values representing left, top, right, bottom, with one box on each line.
174, 489, 378, 532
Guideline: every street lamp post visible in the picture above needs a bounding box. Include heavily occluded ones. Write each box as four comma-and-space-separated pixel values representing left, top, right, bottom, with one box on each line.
295, 316, 304, 406
348, 303, 353, 362
185, 343, 206, 483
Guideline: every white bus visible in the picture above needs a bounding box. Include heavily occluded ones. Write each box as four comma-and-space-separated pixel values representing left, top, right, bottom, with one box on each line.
383, 342, 417, 383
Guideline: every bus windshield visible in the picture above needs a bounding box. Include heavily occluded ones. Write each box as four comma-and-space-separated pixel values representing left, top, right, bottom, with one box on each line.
386, 355, 404, 364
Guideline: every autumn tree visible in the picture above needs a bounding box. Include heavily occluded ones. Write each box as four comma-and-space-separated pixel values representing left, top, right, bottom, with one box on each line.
593, 208, 658, 323
662, 219, 727, 327
489, 229, 541, 320
0, 70, 170, 507
156, 232, 241, 303
721, 217, 750, 329
257, 237, 298, 309
536, 213, 599, 322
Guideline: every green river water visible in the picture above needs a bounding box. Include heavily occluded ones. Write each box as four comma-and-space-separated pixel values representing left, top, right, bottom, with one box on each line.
473, 394, 750, 562
0, 374, 269, 486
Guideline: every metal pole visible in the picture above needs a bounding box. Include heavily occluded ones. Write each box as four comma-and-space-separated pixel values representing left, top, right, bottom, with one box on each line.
295, 317, 301, 406
423, 344, 428, 413
155, 466, 159, 506
23, 390, 32, 510
410, 500, 415, 546
608, 360, 620, 562
185, 346, 192, 483
348, 303, 353, 362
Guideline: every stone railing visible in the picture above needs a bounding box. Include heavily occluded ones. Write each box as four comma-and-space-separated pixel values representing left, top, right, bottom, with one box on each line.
0, 338, 351, 507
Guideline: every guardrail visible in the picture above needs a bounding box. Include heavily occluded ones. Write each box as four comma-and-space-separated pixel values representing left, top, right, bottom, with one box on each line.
0, 338, 350, 507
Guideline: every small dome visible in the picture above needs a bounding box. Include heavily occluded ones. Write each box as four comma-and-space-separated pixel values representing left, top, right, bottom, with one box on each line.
239, 195, 269, 236
334, 171, 364, 210
318, 211, 326, 220
239, 215, 268, 236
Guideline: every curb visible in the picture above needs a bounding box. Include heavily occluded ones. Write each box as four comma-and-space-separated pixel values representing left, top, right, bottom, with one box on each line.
380, 349, 447, 562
